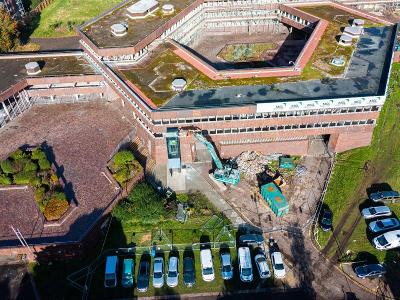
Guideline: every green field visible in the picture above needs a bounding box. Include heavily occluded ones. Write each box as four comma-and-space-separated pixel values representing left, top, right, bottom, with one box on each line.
31, 0, 122, 37
315, 63, 400, 261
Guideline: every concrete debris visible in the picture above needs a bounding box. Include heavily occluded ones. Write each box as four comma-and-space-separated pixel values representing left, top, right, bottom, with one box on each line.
296, 165, 307, 176
235, 151, 279, 181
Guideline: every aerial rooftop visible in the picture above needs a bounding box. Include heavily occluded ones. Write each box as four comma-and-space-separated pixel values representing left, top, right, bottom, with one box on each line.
0, 54, 98, 94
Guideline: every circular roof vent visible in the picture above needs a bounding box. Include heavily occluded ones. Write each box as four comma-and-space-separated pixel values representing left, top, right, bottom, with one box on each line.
111, 23, 128, 37
171, 78, 187, 91
25, 62, 41, 75
162, 4, 174, 15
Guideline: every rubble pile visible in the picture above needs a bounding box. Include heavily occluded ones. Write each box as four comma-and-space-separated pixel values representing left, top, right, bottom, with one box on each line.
235, 151, 280, 181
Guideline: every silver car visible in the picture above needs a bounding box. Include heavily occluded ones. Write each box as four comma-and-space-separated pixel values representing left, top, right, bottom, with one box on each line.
255, 253, 271, 279
361, 206, 391, 219
220, 252, 233, 280
167, 256, 179, 287
369, 218, 400, 233
152, 257, 164, 288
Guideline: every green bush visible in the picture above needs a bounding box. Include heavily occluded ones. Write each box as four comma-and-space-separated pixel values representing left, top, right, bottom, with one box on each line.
114, 167, 131, 186
112, 183, 165, 224
187, 192, 217, 217
41, 176, 50, 187
0, 159, 13, 174
9, 149, 27, 161
38, 158, 51, 170
0, 174, 12, 185
44, 199, 69, 221
31, 148, 47, 161
113, 151, 134, 168
13, 171, 36, 185
176, 194, 189, 203
34, 186, 46, 202
23, 160, 38, 172
53, 191, 67, 201
30, 177, 42, 187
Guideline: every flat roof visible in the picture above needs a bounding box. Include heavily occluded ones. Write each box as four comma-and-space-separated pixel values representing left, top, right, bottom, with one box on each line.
81, 0, 196, 49
161, 25, 396, 110
0, 54, 99, 94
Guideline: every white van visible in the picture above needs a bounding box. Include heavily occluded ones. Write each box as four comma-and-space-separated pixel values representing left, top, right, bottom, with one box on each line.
200, 249, 215, 282
373, 229, 400, 250
104, 256, 118, 288
238, 247, 253, 282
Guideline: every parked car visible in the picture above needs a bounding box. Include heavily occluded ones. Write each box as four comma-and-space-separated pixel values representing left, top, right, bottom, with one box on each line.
122, 258, 134, 288
369, 218, 400, 233
183, 257, 195, 287
255, 253, 271, 279
220, 252, 233, 280
361, 206, 391, 219
370, 191, 400, 202
372, 229, 400, 250
104, 256, 118, 288
320, 209, 333, 232
137, 260, 150, 292
239, 234, 264, 245
355, 264, 386, 279
271, 251, 286, 279
238, 247, 253, 282
152, 257, 164, 288
200, 249, 215, 282
167, 256, 179, 287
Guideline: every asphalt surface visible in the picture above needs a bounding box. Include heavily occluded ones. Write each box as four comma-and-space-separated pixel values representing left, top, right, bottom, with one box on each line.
29, 36, 81, 51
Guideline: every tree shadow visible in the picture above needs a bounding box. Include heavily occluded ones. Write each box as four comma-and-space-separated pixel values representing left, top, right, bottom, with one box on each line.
19, 11, 41, 45
288, 223, 316, 300
366, 183, 393, 196
42, 141, 78, 206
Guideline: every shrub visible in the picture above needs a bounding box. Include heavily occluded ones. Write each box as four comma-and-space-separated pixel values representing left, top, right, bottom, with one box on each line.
41, 176, 50, 187
34, 186, 46, 202
0, 159, 13, 174
187, 192, 217, 217
113, 151, 134, 168
31, 148, 46, 161
114, 167, 131, 186
0, 174, 12, 185
53, 191, 67, 201
13, 171, 35, 185
176, 194, 189, 203
9, 149, 26, 161
38, 158, 51, 170
50, 172, 59, 184
23, 160, 38, 172
43, 199, 69, 221
30, 177, 42, 187
112, 183, 165, 224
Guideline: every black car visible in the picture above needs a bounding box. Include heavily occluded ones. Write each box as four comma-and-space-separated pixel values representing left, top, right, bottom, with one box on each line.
137, 260, 150, 292
320, 209, 333, 232
183, 257, 195, 287
355, 264, 386, 279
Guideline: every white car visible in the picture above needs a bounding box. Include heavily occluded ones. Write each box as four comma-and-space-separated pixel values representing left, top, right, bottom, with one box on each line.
238, 247, 253, 282
361, 206, 391, 219
152, 257, 164, 288
369, 218, 400, 233
255, 253, 271, 279
200, 249, 215, 282
372, 229, 400, 250
167, 256, 179, 287
271, 251, 286, 279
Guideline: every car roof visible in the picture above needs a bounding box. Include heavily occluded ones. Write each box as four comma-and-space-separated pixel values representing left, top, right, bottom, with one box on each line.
239, 234, 264, 244
380, 229, 400, 240
272, 252, 283, 263
123, 259, 133, 269
221, 253, 231, 265
368, 206, 390, 212
200, 249, 212, 266
169, 256, 178, 269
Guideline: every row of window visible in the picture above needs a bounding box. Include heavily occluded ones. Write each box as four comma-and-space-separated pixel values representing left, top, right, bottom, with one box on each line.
153, 106, 380, 125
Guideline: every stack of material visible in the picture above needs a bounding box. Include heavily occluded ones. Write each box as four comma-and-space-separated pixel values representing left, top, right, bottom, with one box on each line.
235, 151, 278, 181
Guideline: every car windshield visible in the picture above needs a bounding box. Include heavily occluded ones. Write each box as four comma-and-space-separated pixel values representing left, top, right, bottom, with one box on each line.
377, 235, 389, 246
154, 272, 162, 279
275, 263, 284, 270
369, 208, 376, 214
242, 267, 252, 276
203, 267, 213, 275
257, 257, 266, 263
222, 265, 231, 273
168, 271, 177, 277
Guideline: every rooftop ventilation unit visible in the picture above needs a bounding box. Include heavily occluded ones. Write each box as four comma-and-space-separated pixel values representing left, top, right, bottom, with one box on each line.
25, 62, 41, 75
111, 23, 128, 37
162, 4, 174, 15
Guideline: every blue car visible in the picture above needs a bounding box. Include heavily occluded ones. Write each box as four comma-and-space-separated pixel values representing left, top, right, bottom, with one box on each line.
369, 218, 400, 233
369, 191, 400, 202
122, 258, 134, 288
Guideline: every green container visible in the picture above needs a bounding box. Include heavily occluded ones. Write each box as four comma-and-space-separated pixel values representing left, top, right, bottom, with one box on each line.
279, 157, 294, 169
260, 182, 289, 217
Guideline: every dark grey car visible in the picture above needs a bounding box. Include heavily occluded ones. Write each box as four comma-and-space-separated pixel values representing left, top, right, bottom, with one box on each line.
137, 260, 150, 292
355, 264, 386, 279
183, 257, 195, 287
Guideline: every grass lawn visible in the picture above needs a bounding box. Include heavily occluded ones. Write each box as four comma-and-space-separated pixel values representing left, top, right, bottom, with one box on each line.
315, 63, 400, 259
218, 42, 277, 63
31, 0, 122, 38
